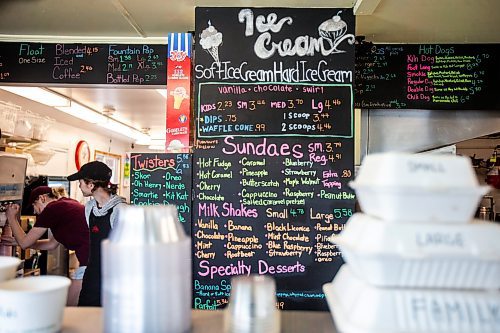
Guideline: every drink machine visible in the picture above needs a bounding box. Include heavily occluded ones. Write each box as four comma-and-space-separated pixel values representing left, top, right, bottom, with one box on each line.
0, 153, 27, 256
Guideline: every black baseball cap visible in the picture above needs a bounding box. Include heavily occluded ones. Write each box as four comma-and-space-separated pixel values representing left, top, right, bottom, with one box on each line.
67, 161, 112, 182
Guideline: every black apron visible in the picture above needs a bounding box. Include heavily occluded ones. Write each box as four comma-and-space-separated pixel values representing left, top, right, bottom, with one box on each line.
78, 208, 113, 307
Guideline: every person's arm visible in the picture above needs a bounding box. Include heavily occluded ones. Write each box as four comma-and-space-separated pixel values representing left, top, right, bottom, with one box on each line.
32, 236, 60, 250
5, 203, 52, 250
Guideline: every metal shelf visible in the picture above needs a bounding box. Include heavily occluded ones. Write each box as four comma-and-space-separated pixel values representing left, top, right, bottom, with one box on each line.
0, 133, 42, 151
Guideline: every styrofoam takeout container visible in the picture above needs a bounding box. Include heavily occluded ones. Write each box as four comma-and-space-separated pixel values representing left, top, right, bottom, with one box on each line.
323, 265, 500, 333
330, 213, 500, 289
0, 276, 70, 333
350, 153, 490, 223
0, 256, 21, 282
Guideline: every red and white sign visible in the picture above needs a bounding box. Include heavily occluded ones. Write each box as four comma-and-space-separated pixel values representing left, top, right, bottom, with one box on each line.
166, 33, 192, 151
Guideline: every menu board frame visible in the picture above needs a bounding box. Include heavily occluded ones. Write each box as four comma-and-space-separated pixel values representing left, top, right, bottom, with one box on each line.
355, 43, 500, 110
0, 42, 167, 85
129, 153, 193, 236
197, 82, 354, 139
193, 7, 356, 311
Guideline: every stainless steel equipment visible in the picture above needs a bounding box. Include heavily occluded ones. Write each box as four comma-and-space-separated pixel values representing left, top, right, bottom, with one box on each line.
0, 153, 27, 256
476, 195, 495, 221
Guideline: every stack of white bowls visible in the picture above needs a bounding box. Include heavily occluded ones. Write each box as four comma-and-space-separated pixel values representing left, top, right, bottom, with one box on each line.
0, 256, 70, 333
323, 152, 500, 333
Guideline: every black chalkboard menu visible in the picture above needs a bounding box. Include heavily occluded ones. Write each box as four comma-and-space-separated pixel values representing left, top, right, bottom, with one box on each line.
193, 7, 356, 311
355, 44, 500, 110
0, 42, 166, 85
130, 153, 192, 235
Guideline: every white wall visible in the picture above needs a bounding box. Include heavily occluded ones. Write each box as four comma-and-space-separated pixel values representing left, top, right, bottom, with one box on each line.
26, 120, 132, 203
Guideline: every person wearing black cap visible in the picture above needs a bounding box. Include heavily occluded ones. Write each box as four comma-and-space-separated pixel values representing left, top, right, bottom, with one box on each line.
3, 186, 89, 306
67, 160, 127, 307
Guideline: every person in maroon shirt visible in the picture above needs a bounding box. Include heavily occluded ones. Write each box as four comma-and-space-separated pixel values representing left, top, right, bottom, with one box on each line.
4, 186, 90, 306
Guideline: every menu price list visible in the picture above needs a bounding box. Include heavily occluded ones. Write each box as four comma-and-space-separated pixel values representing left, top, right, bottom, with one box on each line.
130, 153, 192, 235
355, 44, 500, 110
0, 42, 166, 85
192, 137, 354, 310
197, 83, 353, 138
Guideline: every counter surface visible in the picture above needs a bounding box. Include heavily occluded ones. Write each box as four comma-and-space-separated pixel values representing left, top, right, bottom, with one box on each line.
62, 307, 337, 332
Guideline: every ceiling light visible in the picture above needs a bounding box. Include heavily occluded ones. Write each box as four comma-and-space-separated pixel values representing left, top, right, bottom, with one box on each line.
156, 89, 168, 98
99, 119, 150, 142
0, 86, 151, 143
148, 139, 166, 150
135, 136, 152, 145
56, 101, 107, 124
148, 144, 166, 150
0, 86, 70, 107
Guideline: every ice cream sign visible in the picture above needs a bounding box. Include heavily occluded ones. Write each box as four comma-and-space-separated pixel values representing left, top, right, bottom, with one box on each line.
199, 21, 223, 65
199, 9, 355, 62
166, 33, 192, 151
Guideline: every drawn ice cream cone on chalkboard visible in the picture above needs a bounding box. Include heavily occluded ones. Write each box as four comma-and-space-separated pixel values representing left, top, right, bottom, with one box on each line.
318, 11, 354, 53
170, 86, 188, 109
200, 21, 223, 65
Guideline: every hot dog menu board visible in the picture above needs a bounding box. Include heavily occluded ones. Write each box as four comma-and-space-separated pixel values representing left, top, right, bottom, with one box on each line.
355, 44, 500, 110
0, 42, 166, 85
130, 153, 192, 236
193, 7, 355, 311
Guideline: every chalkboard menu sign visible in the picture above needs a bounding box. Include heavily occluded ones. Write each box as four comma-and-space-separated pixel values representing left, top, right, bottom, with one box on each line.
0, 42, 166, 85
193, 7, 355, 311
355, 44, 500, 110
130, 153, 192, 235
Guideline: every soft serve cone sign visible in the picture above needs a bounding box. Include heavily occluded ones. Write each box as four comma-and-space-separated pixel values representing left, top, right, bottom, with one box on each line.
199, 21, 223, 65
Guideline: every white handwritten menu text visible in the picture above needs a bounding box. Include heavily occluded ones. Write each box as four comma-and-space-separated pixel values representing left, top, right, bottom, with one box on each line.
130, 153, 192, 235
355, 44, 500, 110
0, 42, 166, 85
198, 83, 352, 138
193, 7, 355, 311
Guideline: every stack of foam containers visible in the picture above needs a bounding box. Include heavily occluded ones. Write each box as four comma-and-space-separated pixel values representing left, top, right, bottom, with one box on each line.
323, 152, 500, 333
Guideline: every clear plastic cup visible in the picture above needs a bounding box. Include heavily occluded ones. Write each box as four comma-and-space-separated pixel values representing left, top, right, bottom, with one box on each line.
224, 275, 280, 333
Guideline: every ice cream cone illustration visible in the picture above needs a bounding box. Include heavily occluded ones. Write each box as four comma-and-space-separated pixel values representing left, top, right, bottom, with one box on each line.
170, 87, 188, 109
206, 46, 220, 64
199, 21, 223, 64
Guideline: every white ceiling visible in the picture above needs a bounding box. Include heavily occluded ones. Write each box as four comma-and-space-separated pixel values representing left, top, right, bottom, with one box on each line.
0, 0, 499, 143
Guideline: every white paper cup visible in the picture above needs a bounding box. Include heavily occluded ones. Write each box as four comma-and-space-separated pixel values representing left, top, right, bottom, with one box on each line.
0, 276, 70, 333
0, 256, 21, 282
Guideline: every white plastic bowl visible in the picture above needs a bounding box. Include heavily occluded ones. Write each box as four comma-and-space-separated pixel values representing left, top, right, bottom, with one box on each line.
0, 276, 70, 333
0, 256, 21, 282
350, 153, 490, 223
351, 185, 489, 223
330, 213, 500, 289
324, 265, 500, 333
354, 153, 480, 188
